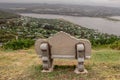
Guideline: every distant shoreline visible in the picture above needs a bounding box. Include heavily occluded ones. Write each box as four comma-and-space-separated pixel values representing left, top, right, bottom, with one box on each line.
19, 13, 120, 36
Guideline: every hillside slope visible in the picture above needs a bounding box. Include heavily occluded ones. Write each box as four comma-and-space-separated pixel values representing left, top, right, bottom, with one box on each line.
0, 17, 119, 46
0, 48, 120, 80
0, 10, 20, 19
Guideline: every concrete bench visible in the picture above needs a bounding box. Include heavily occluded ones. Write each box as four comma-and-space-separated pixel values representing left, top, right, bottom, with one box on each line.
35, 31, 91, 74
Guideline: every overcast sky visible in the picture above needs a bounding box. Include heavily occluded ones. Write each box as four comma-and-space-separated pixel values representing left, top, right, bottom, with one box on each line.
0, 0, 120, 7
0, 0, 118, 3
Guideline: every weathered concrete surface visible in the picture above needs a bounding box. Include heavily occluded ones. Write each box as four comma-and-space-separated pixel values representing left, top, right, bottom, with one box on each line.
35, 31, 91, 59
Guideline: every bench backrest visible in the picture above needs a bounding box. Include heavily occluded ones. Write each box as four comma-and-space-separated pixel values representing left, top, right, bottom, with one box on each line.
35, 31, 91, 59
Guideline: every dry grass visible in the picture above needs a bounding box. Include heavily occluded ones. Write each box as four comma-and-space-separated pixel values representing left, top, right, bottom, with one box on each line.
0, 48, 120, 80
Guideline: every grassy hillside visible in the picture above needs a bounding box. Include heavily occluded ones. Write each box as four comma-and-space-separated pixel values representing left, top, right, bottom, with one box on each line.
0, 7, 120, 80
0, 10, 20, 19
0, 17, 119, 46
0, 48, 120, 80
0, 15, 119, 80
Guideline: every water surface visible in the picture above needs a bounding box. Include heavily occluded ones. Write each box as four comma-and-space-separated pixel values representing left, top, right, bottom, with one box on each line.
20, 13, 120, 36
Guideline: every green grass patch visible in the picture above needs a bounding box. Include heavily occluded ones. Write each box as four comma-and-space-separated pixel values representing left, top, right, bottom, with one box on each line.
2, 39, 34, 50
0, 48, 120, 80
92, 49, 120, 62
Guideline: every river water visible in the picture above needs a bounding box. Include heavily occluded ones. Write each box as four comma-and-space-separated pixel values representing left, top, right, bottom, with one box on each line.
20, 13, 120, 36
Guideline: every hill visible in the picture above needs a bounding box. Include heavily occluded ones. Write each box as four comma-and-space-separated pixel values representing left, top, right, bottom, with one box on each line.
1, 3, 120, 17
0, 48, 120, 80
0, 16, 119, 46
0, 10, 20, 19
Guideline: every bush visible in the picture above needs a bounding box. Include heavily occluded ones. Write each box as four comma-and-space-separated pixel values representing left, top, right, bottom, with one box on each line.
110, 40, 120, 50
2, 39, 34, 50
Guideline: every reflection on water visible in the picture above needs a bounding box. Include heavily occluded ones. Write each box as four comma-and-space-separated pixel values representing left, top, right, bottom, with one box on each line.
20, 13, 120, 36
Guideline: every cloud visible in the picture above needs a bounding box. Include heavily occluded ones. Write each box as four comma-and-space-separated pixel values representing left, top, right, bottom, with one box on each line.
0, 0, 120, 5
0, 0, 111, 3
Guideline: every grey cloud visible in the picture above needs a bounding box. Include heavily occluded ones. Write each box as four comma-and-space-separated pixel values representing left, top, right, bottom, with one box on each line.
0, 0, 115, 3
0, 0, 120, 7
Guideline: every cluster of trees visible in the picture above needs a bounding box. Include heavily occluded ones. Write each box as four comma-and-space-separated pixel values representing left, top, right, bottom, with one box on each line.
0, 17, 120, 48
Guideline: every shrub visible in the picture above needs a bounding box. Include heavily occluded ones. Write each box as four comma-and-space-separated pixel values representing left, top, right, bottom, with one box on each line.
110, 40, 120, 50
2, 39, 34, 50
0, 30, 16, 43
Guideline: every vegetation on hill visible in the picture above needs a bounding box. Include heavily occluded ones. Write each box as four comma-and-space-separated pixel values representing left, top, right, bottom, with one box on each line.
0, 10, 20, 19
0, 11, 120, 80
0, 16, 120, 49
0, 10, 119, 50
110, 40, 120, 50
2, 39, 34, 50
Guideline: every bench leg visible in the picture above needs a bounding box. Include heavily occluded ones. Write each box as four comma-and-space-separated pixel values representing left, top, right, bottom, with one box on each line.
40, 43, 53, 72
74, 44, 88, 74
42, 57, 53, 72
